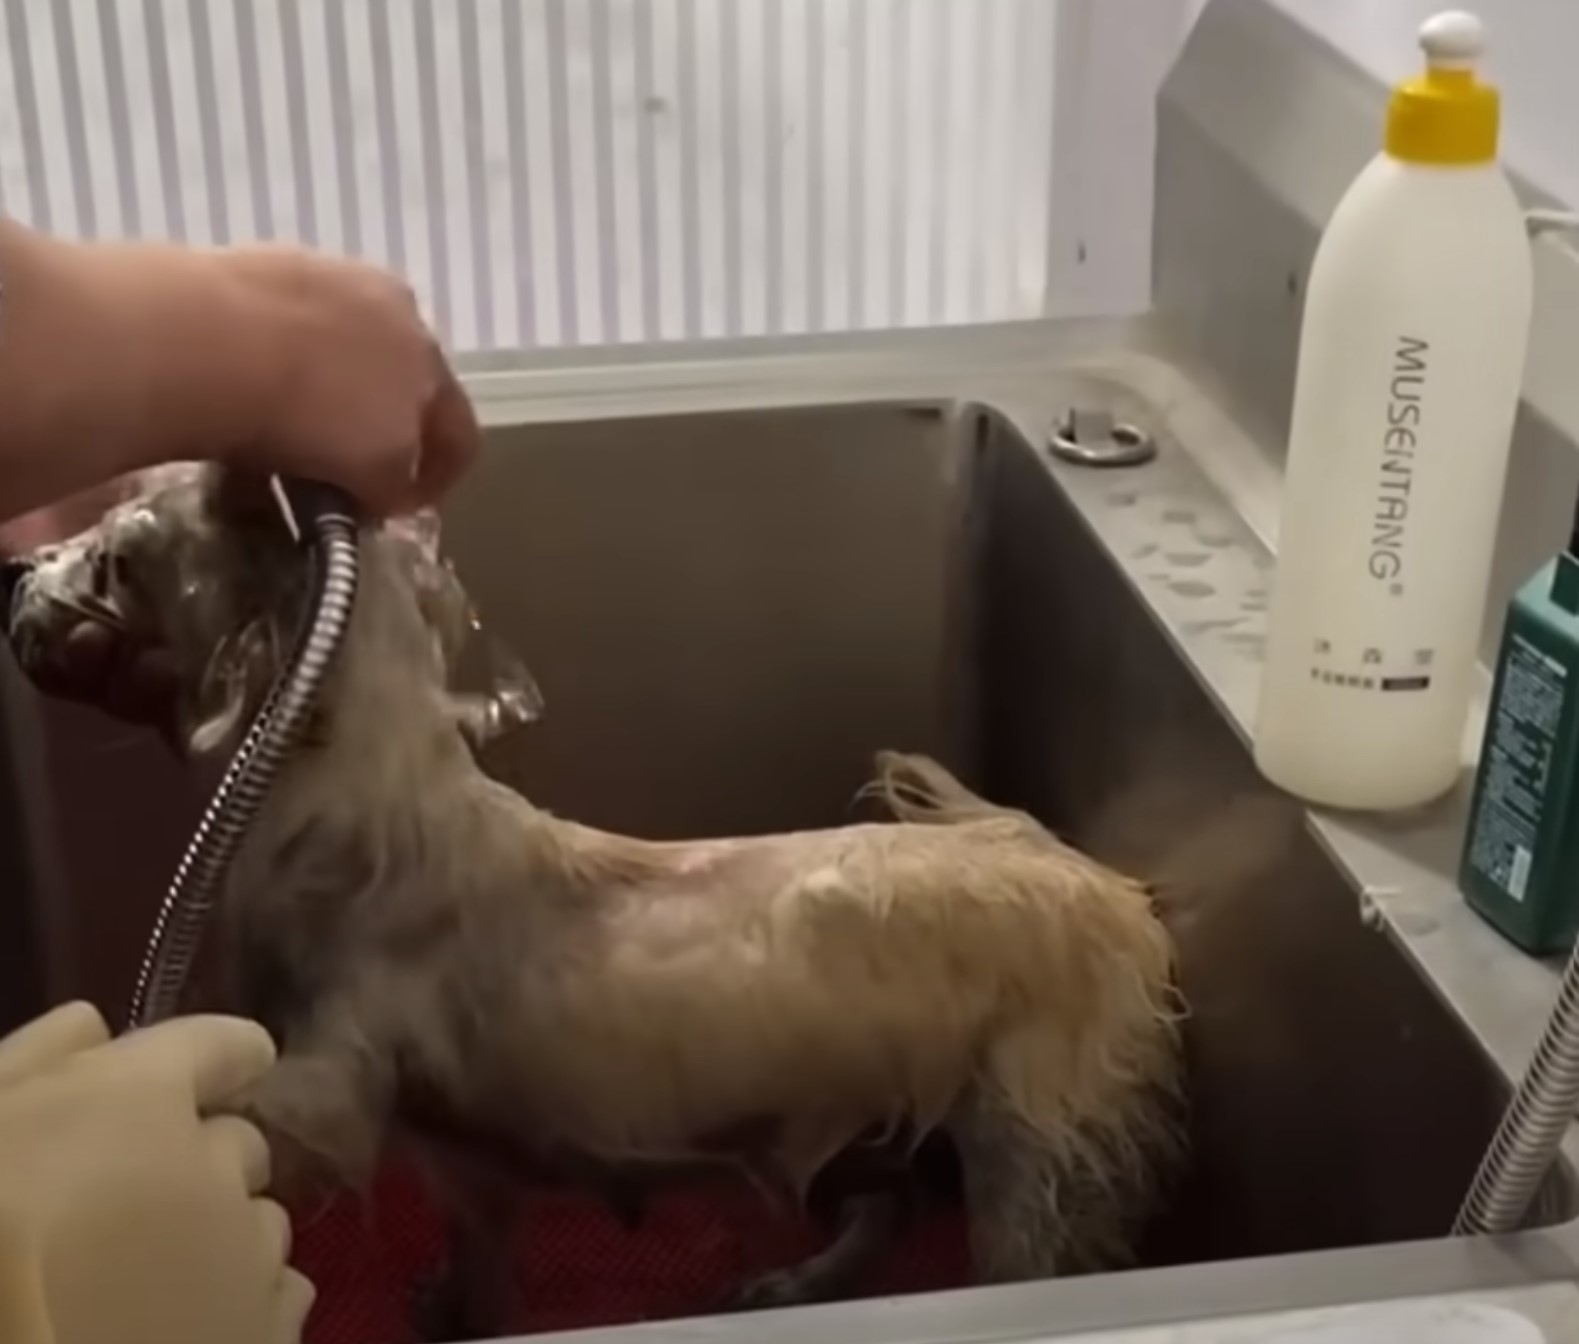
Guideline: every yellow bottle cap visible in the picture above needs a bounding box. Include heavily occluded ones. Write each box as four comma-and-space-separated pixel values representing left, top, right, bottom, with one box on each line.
1385, 11, 1500, 165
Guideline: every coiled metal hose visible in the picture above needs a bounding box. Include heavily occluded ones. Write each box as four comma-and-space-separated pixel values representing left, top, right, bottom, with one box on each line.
1454, 937, 1579, 1235
128, 484, 359, 1028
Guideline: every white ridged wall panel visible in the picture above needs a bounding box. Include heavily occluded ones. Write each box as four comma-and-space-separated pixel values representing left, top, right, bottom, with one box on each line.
0, 0, 1058, 351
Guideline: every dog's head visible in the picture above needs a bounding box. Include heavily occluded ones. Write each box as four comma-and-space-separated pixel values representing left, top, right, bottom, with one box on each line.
3, 464, 530, 756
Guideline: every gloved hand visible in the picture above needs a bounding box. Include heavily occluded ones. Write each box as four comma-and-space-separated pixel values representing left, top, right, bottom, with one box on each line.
0, 1003, 314, 1344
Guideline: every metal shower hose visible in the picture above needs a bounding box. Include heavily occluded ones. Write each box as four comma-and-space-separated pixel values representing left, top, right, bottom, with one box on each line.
1454, 935, 1579, 1235
128, 490, 359, 1028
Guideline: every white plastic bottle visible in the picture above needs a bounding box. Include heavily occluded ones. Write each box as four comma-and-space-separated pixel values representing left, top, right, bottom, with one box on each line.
1254, 11, 1532, 811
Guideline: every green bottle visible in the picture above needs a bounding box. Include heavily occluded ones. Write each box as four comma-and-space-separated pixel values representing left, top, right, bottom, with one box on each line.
1461, 550, 1579, 953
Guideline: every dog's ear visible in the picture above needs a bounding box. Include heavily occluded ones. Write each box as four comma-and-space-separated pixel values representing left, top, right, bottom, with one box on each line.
444, 664, 544, 754
183, 617, 277, 755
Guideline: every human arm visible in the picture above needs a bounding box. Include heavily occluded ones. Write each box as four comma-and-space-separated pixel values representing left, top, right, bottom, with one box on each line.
0, 217, 478, 543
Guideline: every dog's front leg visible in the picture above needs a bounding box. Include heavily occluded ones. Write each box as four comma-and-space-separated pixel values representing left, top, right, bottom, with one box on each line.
410, 1134, 526, 1343
243, 1022, 391, 1201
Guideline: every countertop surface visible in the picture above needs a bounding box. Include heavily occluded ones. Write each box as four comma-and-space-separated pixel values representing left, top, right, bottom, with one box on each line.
1046, 1287, 1579, 1343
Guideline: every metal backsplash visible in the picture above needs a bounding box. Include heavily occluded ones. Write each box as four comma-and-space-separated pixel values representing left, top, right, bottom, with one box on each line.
1154, 0, 1579, 666
0, 0, 1058, 351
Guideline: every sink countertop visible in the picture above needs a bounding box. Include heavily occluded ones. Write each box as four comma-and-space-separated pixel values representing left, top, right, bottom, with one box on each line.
1052, 1284, 1579, 1343
455, 318, 1579, 1343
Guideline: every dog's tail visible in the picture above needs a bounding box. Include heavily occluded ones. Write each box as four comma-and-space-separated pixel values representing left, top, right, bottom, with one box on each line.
862, 751, 1031, 829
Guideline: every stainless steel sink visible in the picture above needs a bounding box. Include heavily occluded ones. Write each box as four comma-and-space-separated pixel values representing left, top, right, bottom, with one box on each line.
442, 400, 1575, 1275
5, 358, 1579, 1336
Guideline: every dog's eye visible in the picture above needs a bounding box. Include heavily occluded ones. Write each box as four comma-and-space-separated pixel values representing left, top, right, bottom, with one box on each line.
109, 553, 131, 589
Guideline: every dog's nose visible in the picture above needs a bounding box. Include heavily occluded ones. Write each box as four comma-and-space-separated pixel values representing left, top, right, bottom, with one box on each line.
0, 557, 30, 619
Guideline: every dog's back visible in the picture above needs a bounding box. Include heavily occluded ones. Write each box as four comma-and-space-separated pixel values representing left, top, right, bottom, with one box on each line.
349, 751, 1183, 1280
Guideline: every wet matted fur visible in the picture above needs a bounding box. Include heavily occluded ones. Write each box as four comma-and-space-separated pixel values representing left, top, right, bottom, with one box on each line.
6, 465, 1185, 1333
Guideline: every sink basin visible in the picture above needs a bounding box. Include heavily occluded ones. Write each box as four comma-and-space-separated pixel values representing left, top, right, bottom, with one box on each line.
442, 400, 1575, 1271
3, 381, 1575, 1332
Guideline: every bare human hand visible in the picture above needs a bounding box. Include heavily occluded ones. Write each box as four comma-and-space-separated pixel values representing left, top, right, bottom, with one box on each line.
216, 247, 480, 516
0, 222, 481, 532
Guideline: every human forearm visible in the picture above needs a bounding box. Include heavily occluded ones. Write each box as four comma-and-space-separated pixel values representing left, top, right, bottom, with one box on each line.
0, 218, 267, 524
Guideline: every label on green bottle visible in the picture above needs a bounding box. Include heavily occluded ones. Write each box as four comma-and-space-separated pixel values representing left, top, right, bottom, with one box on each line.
1466, 633, 1566, 902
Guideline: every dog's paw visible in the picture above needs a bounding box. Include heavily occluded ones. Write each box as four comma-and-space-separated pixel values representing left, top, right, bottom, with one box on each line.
608, 1184, 648, 1232
410, 1269, 488, 1344
721, 1269, 816, 1314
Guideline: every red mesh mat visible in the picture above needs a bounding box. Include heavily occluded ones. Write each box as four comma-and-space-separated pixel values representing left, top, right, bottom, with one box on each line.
295, 1161, 972, 1342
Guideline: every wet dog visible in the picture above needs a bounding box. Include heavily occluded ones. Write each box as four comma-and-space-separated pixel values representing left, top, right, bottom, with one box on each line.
5, 465, 1184, 1338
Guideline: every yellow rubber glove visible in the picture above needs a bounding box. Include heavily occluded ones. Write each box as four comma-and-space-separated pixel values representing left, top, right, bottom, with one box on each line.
0, 1003, 314, 1344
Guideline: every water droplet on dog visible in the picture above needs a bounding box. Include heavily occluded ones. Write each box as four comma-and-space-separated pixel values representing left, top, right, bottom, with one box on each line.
1131, 543, 1158, 560
1182, 618, 1241, 635
1196, 532, 1236, 549
1162, 508, 1196, 525
1109, 492, 1139, 509
1166, 552, 1210, 569
1168, 579, 1214, 599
